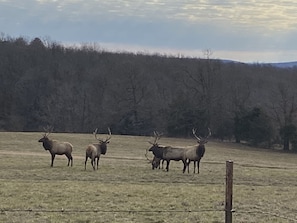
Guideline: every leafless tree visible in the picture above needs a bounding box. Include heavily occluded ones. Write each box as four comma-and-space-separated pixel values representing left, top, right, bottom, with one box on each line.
270, 83, 297, 150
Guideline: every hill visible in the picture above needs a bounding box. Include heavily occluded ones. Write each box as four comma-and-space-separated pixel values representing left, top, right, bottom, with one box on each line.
1, 36, 297, 150
268, 61, 297, 68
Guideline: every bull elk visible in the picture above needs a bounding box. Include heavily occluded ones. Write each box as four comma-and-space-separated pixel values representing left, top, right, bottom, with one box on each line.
145, 131, 165, 170
147, 131, 187, 172
38, 126, 73, 167
184, 128, 211, 174
85, 128, 112, 170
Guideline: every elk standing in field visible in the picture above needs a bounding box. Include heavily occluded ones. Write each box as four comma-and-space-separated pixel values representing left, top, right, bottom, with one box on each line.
145, 131, 166, 170
38, 127, 73, 167
147, 131, 187, 172
184, 128, 211, 174
85, 128, 112, 170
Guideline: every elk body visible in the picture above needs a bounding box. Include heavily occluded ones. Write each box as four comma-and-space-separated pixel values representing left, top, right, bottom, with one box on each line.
147, 132, 187, 172
149, 145, 188, 172
85, 128, 111, 170
184, 128, 211, 174
38, 128, 73, 167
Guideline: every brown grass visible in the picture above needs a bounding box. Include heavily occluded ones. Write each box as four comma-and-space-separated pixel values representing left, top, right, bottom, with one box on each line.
0, 132, 297, 222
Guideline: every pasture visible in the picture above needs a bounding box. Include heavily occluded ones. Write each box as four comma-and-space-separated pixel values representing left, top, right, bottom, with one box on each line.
0, 131, 297, 223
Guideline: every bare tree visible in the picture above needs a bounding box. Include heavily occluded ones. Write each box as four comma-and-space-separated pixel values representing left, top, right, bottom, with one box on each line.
110, 61, 149, 134
182, 50, 222, 128
270, 83, 297, 150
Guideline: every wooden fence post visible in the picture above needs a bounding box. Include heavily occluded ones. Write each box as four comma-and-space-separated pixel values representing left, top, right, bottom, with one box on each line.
225, 160, 233, 223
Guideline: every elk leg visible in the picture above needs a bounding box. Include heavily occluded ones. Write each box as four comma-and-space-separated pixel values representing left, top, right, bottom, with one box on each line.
91, 159, 95, 170
197, 159, 201, 174
96, 157, 99, 170
193, 161, 196, 174
187, 159, 191, 173
84, 157, 88, 170
161, 160, 165, 169
51, 154, 55, 167
166, 160, 170, 171
182, 160, 187, 173
152, 159, 155, 170
66, 154, 73, 167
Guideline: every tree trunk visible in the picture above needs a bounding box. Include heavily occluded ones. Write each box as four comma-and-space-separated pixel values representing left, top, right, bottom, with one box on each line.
283, 137, 290, 151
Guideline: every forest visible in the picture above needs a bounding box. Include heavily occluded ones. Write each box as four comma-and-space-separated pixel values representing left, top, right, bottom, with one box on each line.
1, 35, 297, 151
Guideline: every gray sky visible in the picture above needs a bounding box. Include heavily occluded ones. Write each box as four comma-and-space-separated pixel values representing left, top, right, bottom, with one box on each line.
1, 0, 297, 63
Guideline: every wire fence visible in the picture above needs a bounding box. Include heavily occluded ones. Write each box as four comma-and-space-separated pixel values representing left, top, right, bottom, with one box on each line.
0, 208, 219, 213
1, 207, 297, 222
1, 156, 297, 222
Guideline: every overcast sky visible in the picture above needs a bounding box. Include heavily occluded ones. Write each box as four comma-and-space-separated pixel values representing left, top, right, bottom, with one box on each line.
1, 0, 297, 63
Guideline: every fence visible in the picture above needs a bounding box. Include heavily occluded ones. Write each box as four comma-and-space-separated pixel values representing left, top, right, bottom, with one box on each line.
1, 160, 297, 222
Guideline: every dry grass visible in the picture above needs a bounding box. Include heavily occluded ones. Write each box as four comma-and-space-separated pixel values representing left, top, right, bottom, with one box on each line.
0, 132, 297, 222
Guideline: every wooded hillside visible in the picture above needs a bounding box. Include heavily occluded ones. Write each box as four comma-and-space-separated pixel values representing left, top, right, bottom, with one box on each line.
1, 36, 297, 150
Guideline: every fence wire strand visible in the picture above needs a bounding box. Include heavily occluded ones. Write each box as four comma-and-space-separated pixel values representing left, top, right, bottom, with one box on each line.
2, 208, 297, 222
1, 208, 222, 213
237, 209, 297, 222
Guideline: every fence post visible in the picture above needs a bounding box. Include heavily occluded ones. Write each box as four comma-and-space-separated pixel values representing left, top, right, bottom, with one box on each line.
225, 160, 233, 223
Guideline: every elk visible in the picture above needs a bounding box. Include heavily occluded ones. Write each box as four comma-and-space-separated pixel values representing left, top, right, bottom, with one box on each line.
184, 128, 211, 174
151, 156, 166, 170
147, 155, 165, 170
85, 128, 111, 170
145, 131, 166, 170
147, 131, 187, 172
38, 127, 73, 167
151, 156, 161, 169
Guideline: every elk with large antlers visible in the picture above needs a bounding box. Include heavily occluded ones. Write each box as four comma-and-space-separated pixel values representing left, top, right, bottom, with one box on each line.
147, 131, 188, 172
38, 126, 73, 167
184, 128, 211, 174
85, 128, 112, 170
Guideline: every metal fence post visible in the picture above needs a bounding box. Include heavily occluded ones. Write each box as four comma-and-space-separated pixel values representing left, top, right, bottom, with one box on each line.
225, 160, 233, 223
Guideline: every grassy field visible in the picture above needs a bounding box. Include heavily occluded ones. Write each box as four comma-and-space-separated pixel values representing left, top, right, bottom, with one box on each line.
0, 131, 297, 223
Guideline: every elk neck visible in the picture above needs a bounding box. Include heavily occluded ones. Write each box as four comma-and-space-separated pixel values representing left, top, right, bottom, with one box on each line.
196, 144, 205, 157
150, 145, 164, 158
42, 138, 53, 150
100, 142, 107, 155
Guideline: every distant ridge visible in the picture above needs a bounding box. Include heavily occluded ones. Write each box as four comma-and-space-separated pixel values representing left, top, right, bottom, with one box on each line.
221, 59, 297, 68
267, 61, 297, 68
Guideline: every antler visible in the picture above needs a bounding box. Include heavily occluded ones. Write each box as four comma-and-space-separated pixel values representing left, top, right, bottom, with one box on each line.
105, 127, 112, 142
145, 148, 152, 162
206, 127, 212, 139
43, 125, 53, 137
148, 131, 162, 145
192, 128, 212, 142
93, 128, 112, 143
192, 128, 201, 142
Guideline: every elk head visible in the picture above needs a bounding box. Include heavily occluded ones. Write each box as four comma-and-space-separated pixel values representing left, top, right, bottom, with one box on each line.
192, 127, 211, 145
146, 131, 163, 162
148, 131, 162, 150
93, 127, 112, 155
38, 126, 53, 150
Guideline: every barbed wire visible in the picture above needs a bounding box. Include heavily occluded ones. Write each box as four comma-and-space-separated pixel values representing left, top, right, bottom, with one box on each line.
0, 208, 222, 213
237, 209, 297, 222
1, 207, 297, 221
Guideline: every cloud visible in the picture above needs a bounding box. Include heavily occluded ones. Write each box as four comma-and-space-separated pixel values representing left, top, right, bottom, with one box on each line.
0, 0, 297, 62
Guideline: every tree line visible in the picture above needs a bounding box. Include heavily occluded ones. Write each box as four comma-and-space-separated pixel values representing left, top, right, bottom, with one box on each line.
1, 34, 297, 151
